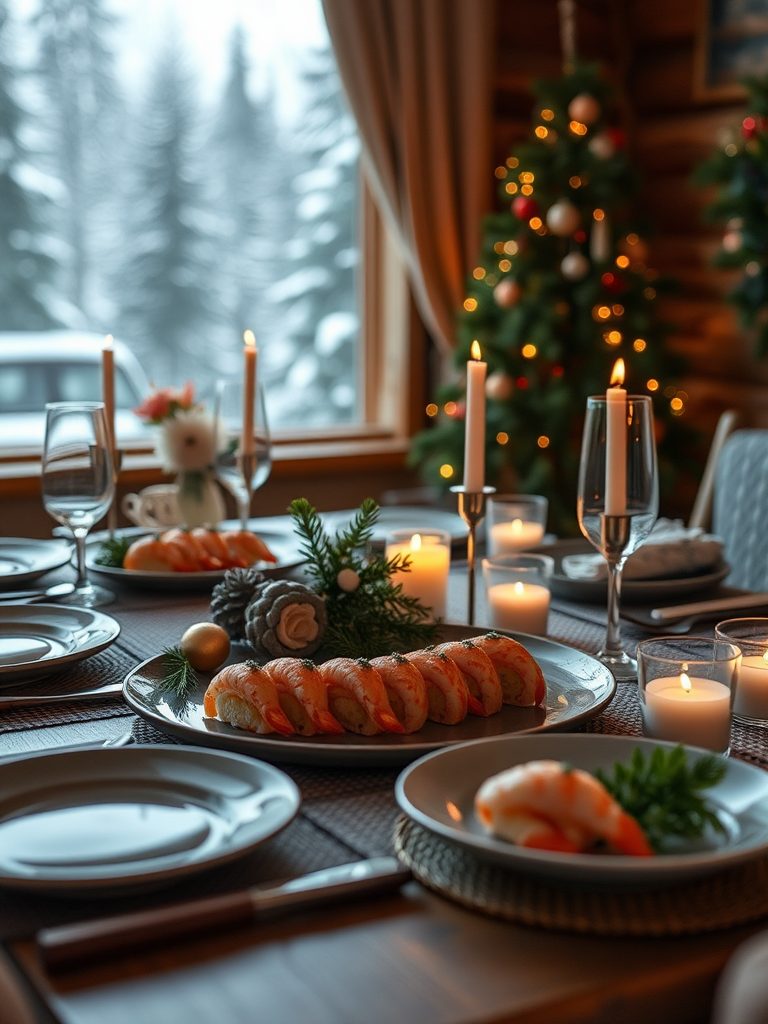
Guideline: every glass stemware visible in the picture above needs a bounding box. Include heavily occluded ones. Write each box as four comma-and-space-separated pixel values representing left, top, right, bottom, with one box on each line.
214, 381, 272, 530
41, 402, 115, 607
577, 395, 658, 681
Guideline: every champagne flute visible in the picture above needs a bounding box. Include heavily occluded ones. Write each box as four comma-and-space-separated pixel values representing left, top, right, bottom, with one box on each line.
41, 402, 115, 607
214, 381, 271, 530
577, 394, 658, 680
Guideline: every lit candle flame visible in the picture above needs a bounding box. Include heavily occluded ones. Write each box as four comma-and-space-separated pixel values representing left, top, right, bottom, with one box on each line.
514, 581, 524, 595
512, 518, 522, 535
610, 358, 625, 387
470, 340, 482, 361
410, 533, 422, 552
104, 333, 113, 351
680, 672, 692, 693
243, 329, 256, 348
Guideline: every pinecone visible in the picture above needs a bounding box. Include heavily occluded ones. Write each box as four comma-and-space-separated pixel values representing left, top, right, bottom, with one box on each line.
210, 567, 267, 640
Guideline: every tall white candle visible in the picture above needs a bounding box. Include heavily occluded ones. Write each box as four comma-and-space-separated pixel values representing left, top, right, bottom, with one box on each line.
489, 519, 545, 555
642, 672, 731, 752
605, 358, 626, 516
242, 329, 257, 456
734, 651, 768, 719
463, 340, 486, 493
385, 533, 450, 620
101, 334, 115, 454
590, 210, 610, 262
487, 581, 549, 635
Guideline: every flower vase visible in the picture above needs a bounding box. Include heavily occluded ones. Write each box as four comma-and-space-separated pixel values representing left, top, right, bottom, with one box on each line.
175, 470, 226, 528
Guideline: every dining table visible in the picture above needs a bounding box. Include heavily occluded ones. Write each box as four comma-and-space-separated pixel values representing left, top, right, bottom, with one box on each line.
3, 518, 768, 1024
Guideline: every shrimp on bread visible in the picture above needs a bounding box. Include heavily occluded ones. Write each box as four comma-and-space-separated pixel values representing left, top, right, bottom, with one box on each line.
204, 662, 295, 736
369, 653, 429, 733
435, 640, 503, 717
319, 658, 404, 736
475, 760, 653, 856
264, 657, 345, 736
472, 632, 546, 707
405, 649, 481, 724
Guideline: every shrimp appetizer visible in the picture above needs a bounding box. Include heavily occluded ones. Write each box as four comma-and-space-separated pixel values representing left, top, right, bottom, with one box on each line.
370, 653, 429, 733
435, 640, 503, 717
204, 662, 295, 736
264, 657, 345, 736
473, 632, 546, 707
319, 658, 404, 736
122, 527, 276, 573
475, 760, 653, 857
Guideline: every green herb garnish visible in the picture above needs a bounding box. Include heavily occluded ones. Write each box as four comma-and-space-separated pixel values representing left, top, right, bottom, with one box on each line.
161, 646, 199, 697
95, 536, 132, 567
595, 745, 727, 852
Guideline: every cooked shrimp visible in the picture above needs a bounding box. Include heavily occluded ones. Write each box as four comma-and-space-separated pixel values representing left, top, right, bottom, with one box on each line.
472, 632, 546, 707
221, 530, 277, 567
405, 650, 475, 724
123, 535, 198, 572
435, 640, 503, 717
190, 527, 230, 568
204, 662, 295, 736
319, 658, 404, 735
475, 760, 653, 857
369, 653, 429, 733
159, 529, 207, 571
264, 657, 345, 736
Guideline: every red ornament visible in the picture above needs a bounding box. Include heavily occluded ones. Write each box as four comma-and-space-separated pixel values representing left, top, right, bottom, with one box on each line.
551, 365, 565, 378
606, 126, 626, 149
516, 377, 529, 390
742, 116, 761, 140
493, 278, 522, 308
601, 271, 626, 294
512, 195, 539, 220
574, 229, 587, 243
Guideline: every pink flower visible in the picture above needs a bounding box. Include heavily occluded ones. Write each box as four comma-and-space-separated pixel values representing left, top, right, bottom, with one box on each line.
134, 382, 196, 423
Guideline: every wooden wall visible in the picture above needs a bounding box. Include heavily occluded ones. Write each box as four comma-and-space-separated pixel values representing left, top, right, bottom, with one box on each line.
493, 0, 767, 511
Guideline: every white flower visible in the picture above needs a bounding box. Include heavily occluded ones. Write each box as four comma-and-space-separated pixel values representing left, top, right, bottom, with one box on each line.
156, 409, 218, 473
275, 603, 319, 650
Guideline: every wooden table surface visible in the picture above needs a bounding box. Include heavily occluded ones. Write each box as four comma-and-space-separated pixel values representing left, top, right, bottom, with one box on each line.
2, 533, 766, 1024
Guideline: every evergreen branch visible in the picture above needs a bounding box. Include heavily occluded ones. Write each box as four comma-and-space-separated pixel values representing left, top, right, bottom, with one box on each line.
161, 646, 199, 697
95, 536, 132, 567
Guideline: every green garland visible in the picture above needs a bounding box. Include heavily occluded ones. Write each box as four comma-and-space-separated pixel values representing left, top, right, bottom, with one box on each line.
289, 497, 439, 659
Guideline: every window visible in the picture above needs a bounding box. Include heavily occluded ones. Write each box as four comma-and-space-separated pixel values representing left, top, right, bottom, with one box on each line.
0, 0, 367, 438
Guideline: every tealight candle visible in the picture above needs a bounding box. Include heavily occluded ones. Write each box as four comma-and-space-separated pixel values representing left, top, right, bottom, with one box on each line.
487, 581, 550, 635
642, 672, 731, 752
734, 653, 768, 718
489, 519, 546, 555
385, 530, 451, 621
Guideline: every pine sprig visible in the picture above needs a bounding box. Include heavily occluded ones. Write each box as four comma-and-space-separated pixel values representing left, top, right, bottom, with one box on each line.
288, 497, 439, 659
95, 536, 132, 567
161, 646, 199, 697
595, 745, 727, 853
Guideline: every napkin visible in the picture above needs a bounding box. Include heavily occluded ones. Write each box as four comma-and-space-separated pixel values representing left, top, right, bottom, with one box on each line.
561, 519, 724, 582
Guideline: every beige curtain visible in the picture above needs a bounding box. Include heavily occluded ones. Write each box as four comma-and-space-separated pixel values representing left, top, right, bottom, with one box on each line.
322, 0, 495, 355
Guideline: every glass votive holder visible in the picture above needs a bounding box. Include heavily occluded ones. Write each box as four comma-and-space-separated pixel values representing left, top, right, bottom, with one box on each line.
637, 637, 740, 754
715, 618, 768, 727
482, 553, 554, 636
486, 494, 548, 556
385, 529, 451, 621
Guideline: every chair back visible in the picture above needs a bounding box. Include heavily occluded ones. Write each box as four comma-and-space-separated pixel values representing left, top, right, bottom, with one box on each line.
713, 429, 768, 591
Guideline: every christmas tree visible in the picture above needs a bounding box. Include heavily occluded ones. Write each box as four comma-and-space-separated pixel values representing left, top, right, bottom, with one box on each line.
694, 76, 768, 357
410, 62, 686, 535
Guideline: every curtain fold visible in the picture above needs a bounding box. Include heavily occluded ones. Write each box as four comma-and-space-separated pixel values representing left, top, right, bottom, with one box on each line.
322, 0, 495, 355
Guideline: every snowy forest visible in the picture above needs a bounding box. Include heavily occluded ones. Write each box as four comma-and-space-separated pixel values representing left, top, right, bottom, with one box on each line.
0, 0, 360, 428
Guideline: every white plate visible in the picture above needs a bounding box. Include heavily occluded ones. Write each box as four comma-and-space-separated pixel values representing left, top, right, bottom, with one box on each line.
321, 507, 467, 545
0, 539, 71, 588
84, 526, 303, 591
396, 733, 768, 887
0, 745, 300, 892
0, 604, 120, 684
122, 626, 616, 768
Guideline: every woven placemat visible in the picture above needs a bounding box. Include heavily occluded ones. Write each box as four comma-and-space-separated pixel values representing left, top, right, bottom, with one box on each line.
394, 815, 768, 937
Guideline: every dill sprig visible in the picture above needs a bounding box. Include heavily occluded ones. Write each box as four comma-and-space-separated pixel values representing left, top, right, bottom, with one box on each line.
161, 646, 199, 697
95, 536, 132, 567
595, 745, 727, 853
289, 497, 439, 659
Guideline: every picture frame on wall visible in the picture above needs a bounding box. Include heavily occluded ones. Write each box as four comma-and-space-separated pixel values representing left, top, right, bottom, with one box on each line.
694, 0, 768, 101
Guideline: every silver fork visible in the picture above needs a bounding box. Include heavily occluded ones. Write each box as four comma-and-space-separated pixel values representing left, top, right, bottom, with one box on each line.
0, 680, 123, 709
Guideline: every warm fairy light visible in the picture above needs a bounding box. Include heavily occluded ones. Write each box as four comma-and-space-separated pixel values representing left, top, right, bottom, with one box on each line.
506, 182, 518, 194
647, 378, 659, 391
627, 233, 639, 245
514, 581, 525, 596
522, 343, 537, 358
529, 216, 542, 229
410, 533, 422, 553
495, 166, 508, 179
244, 329, 256, 348
494, 241, 505, 254
464, 298, 477, 311
496, 431, 509, 444
473, 267, 486, 280
537, 435, 550, 448
747, 261, 761, 275
426, 403, 438, 417
444, 401, 458, 416
535, 126, 549, 139
610, 359, 625, 387
569, 175, 582, 188
634, 339, 646, 352
569, 120, 587, 135
679, 672, 692, 693
593, 208, 605, 221
725, 143, 738, 156
606, 330, 622, 345
671, 397, 683, 411
541, 108, 555, 121
504, 240, 518, 255
471, 340, 482, 361
521, 184, 534, 196
499, 259, 512, 272
612, 304, 625, 316
519, 172, 534, 183
644, 287, 657, 300
598, 305, 611, 319
616, 255, 630, 268
440, 464, 454, 479
507, 156, 519, 168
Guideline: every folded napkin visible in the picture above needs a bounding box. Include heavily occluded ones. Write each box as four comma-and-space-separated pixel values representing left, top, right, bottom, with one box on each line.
561, 518, 723, 582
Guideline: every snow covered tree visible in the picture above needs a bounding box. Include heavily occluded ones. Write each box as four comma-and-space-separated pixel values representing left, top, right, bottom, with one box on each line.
0, 1, 58, 329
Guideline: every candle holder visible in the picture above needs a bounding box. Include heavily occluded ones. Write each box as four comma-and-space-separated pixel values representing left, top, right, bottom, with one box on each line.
214, 381, 271, 531
107, 449, 122, 537
482, 553, 554, 636
637, 637, 740, 754
715, 619, 768, 727
451, 485, 495, 626
487, 494, 548, 556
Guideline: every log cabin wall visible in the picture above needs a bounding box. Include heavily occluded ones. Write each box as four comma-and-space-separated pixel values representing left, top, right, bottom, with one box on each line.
493, 0, 765, 516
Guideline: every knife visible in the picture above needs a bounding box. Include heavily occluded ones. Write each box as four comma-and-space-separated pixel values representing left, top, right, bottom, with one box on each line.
37, 857, 412, 970
650, 592, 768, 623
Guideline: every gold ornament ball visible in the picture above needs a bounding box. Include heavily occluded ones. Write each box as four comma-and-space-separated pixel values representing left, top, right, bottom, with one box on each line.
568, 93, 600, 125
588, 132, 614, 160
485, 371, 514, 401
493, 278, 522, 308
180, 622, 231, 671
546, 200, 580, 237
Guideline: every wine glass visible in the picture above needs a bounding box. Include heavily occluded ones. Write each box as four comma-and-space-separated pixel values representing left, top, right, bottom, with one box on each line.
213, 380, 271, 530
41, 402, 115, 607
577, 395, 658, 681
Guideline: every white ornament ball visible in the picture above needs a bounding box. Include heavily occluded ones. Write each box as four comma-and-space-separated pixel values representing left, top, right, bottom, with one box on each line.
485, 371, 514, 401
546, 200, 580, 237
723, 230, 742, 253
561, 251, 590, 281
336, 567, 360, 592
493, 278, 522, 308
568, 93, 601, 125
588, 132, 615, 160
